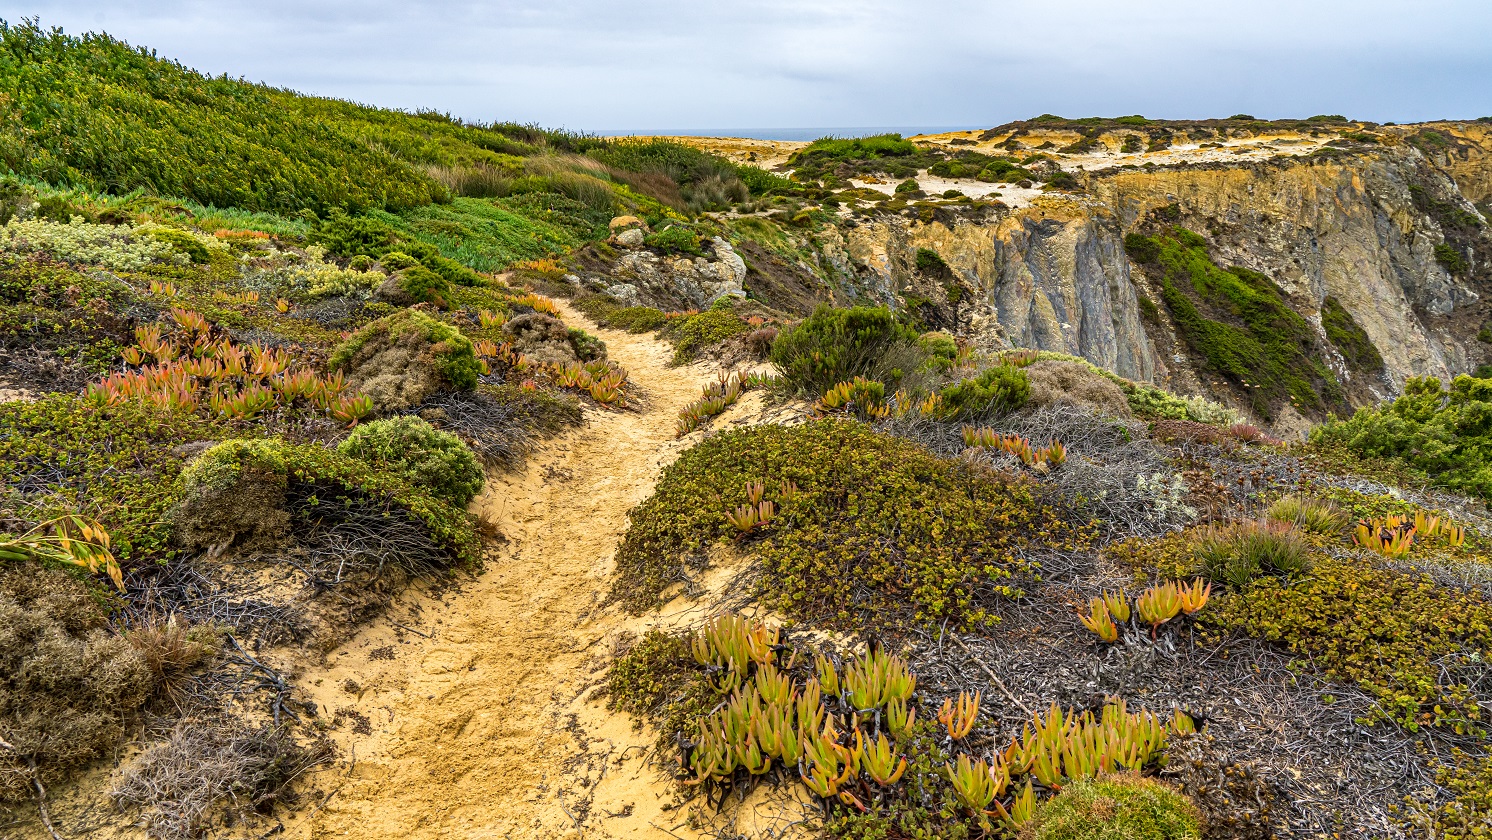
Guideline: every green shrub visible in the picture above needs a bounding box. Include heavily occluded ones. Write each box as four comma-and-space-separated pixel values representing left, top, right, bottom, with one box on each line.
915, 248, 948, 274
769, 305, 922, 395
397, 265, 453, 307
0, 175, 32, 224
895, 178, 921, 194
177, 436, 479, 562
1435, 242, 1469, 275
611, 421, 1080, 627
1125, 228, 1342, 419
1319, 295, 1384, 373
337, 415, 485, 507
567, 327, 606, 361
329, 308, 480, 391
604, 630, 723, 754
1125, 385, 1240, 426
146, 228, 211, 263
665, 309, 749, 364
1024, 774, 1201, 840
644, 225, 703, 255
937, 364, 1030, 420
379, 251, 421, 271
571, 294, 666, 333
1204, 557, 1492, 731
1309, 375, 1492, 501
918, 331, 958, 371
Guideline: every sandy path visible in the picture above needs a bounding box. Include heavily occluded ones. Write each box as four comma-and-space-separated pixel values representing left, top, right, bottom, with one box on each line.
288, 303, 714, 840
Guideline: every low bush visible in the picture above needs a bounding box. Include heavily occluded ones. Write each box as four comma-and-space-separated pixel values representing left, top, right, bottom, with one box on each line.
770, 305, 922, 395
665, 309, 750, 364
643, 224, 702, 255
937, 364, 1031, 420
113, 717, 331, 840
611, 421, 1081, 626
0, 562, 153, 803
0, 217, 181, 271
1204, 557, 1492, 731
1435, 242, 1468, 275
1025, 360, 1131, 417
1126, 384, 1241, 426
1022, 774, 1201, 840
171, 437, 479, 562
1309, 375, 1492, 501
329, 308, 480, 411
337, 415, 485, 507
572, 294, 667, 333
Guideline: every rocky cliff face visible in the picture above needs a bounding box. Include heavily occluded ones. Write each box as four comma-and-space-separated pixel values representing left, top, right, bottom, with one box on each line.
826, 124, 1492, 430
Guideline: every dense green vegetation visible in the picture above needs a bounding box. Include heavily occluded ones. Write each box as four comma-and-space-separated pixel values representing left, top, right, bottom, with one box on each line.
1311, 375, 1492, 500
611, 420, 1082, 626
769, 304, 922, 395
1126, 227, 1342, 419
1319, 295, 1385, 374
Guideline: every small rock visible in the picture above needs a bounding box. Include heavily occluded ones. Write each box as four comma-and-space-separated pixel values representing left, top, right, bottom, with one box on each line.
605, 283, 642, 307
608, 215, 647, 233
615, 228, 646, 248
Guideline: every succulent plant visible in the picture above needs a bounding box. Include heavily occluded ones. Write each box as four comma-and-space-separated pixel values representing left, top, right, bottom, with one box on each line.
939, 690, 981, 740
1078, 598, 1119, 643
853, 728, 907, 785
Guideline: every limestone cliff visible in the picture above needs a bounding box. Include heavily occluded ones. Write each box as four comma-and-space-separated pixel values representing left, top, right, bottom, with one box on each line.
824, 123, 1492, 430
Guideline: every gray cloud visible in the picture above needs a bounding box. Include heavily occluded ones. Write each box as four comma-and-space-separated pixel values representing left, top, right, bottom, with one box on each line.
11, 0, 1492, 131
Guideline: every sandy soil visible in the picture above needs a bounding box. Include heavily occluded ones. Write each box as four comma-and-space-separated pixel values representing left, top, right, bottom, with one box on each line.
281, 303, 747, 840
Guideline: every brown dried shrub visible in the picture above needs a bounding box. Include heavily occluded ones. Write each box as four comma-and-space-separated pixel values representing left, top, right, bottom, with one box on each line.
1024, 360, 1132, 418
0, 562, 153, 802
113, 717, 332, 840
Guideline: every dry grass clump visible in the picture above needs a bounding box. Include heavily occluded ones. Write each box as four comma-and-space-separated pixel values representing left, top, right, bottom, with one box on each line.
112, 717, 331, 840
1024, 359, 1133, 418
0, 562, 153, 803
125, 615, 220, 711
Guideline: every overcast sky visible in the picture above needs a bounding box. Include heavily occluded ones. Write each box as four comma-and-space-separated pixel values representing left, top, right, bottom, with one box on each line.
11, 1, 1492, 134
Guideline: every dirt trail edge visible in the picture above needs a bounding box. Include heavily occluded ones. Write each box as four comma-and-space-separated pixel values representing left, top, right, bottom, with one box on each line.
289, 303, 713, 840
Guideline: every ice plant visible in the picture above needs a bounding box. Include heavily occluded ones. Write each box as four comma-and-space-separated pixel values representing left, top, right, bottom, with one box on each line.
1177, 578, 1212, 614
939, 690, 981, 740
1079, 598, 1120, 643
1136, 582, 1182, 638
853, 729, 907, 785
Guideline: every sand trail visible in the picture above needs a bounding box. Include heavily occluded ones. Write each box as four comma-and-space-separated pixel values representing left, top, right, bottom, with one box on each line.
290, 303, 717, 840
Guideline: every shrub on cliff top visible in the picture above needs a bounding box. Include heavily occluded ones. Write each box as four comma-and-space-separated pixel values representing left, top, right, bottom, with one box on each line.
611, 420, 1082, 627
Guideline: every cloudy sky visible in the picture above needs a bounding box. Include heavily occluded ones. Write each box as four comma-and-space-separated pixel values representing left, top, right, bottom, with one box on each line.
12, 1, 1492, 134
